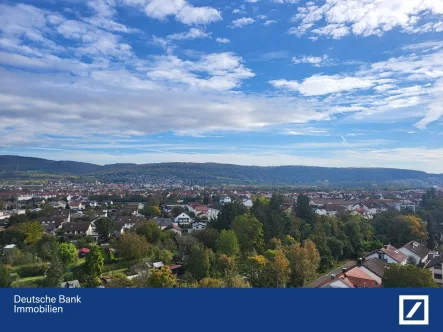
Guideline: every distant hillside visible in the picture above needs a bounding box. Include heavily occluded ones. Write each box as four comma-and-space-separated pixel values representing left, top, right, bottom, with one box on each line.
0, 155, 101, 174
1, 155, 442, 187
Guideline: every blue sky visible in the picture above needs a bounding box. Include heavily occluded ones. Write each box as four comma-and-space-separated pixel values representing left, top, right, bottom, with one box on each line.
0, 0, 443, 173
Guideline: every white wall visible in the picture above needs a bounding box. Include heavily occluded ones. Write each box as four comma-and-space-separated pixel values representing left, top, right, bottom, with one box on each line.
358, 266, 382, 284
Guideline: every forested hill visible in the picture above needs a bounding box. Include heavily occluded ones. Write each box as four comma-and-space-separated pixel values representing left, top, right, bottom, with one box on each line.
0, 155, 442, 187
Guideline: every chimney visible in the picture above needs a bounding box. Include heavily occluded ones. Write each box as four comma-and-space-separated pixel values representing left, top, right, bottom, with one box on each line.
384, 245, 388, 249
330, 274, 336, 280
357, 258, 362, 266
342, 268, 348, 274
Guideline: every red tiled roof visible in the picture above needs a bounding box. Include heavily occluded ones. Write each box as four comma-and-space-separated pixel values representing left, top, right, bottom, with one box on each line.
345, 267, 378, 288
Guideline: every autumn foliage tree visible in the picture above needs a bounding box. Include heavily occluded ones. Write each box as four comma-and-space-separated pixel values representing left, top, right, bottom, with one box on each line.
285, 240, 320, 287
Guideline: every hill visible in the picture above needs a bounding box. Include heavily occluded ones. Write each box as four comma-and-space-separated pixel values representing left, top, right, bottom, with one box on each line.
0, 155, 442, 187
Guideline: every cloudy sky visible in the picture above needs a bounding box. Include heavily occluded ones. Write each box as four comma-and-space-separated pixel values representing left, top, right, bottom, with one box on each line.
0, 0, 443, 173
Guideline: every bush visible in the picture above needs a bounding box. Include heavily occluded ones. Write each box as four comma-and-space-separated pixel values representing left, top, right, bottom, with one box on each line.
15, 263, 49, 278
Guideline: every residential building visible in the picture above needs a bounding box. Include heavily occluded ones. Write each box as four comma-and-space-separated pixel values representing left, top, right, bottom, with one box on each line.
365, 245, 408, 264
398, 241, 430, 265
62, 222, 92, 236
424, 253, 443, 285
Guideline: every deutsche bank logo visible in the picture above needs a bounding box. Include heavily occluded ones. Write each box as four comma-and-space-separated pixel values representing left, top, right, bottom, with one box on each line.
399, 295, 429, 325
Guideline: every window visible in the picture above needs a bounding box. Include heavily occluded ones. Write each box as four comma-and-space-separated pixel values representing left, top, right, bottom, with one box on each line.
435, 263, 442, 270
434, 273, 442, 280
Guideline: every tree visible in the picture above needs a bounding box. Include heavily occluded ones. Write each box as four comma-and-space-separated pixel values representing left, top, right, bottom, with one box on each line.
216, 230, 240, 257
95, 217, 115, 239
171, 206, 185, 216
57, 242, 78, 268
6, 221, 44, 245
210, 202, 247, 230
265, 248, 291, 288
198, 278, 225, 288
224, 275, 251, 288
192, 228, 219, 250
185, 244, 212, 280
136, 221, 163, 244
146, 267, 176, 288
111, 233, 151, 262
231, 213, 264, 254
407, 256, 417, 265
383, 264, 437, 288
36, 235, 59, 261
392, 215, 427, 243
141, 205, 161, 218
294, 194, 313, 221
44, 257, 64, 287
285, 240, 320, 287
106, 273, 134, 288
244, 255, 268, 287
82, 246, 104, 288
0, 264, 11, 288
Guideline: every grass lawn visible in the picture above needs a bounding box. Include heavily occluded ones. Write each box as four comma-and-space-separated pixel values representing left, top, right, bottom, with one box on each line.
102, 268, 128, 277
12, 275, 45, 287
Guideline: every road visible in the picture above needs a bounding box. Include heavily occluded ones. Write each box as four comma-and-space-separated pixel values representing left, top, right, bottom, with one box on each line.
304, 260, 356, 288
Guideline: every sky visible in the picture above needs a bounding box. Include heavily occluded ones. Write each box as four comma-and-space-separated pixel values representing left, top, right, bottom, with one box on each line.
0, 0, 443, 173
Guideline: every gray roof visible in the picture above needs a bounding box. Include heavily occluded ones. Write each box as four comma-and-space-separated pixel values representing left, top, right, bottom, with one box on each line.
401, 241, 430, 259
60, 280, 80, 288
362, 258, 388, 278
425, 254, 443, 269
62, 222, 91, 232
153, 217, 174, 227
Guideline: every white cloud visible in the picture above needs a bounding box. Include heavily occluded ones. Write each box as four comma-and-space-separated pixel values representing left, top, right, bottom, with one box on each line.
231, 17, 255, 28
232, 8, 246, 14
269, 75, 375, 96
216, 37, 230, 44
264, 20, 278, 26
290, 0, 443, 39
125, 0, 223, 25
167, 28, 211, 40
257, 15, 267, 20
292, 54, 332, 66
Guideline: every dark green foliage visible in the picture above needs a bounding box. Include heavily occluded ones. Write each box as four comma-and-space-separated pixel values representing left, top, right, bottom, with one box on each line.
95, 218, 115, 239
15, 263, 49, 278
210, 202, 247, 230
0, 264, 11, 287
383, 264, 437, 288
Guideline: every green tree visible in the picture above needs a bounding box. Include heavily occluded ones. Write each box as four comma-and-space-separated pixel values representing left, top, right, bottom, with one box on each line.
44, 257, 64, 287
6, 221, 44, 245
0, 264, 11, 288
216, 230, 240, 256
294, 194, 313, 221
210, 202, 247, 230
192, 228, 219, 250
36, 235, 59, 261
95, 217, 115, 239
406, 256, 417, 265
231, 213, 264, 254
383, 264, 437, 288
141, 205, 161, 218
136, 221, 163, 244
111, 233, 151, 262
146, 267, 177, 288
57, 242, 78, 268
185, 244, 212, 280
82, 246, 104, 288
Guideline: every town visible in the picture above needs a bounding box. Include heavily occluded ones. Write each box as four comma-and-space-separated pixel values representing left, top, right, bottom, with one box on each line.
1, 181, 442, 288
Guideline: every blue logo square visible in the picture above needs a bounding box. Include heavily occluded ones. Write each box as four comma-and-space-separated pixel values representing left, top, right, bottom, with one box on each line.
403, 300, 425, 321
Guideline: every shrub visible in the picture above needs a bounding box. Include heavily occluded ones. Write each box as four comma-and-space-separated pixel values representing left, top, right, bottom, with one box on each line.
15, 263, 49, 278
